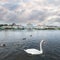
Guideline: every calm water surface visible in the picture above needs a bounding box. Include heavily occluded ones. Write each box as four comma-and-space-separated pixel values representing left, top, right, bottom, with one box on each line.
0, 30, 60, 60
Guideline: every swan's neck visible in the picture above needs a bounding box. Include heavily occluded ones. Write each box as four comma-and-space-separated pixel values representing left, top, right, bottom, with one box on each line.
40, 40, 43, 52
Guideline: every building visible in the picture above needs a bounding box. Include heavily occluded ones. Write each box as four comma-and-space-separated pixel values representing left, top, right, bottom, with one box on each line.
35, 24, 45, 29
26, 23, 34, 30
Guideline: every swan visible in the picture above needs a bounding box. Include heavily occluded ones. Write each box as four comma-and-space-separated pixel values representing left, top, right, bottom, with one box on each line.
24, 40, 44, 55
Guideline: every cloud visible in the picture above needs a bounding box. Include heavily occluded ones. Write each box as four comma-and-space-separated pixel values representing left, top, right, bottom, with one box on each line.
0, 0, 60, 26
2, 3, 19, 10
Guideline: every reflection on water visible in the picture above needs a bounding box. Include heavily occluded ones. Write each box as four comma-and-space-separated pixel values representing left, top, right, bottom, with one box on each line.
0, 30, 60, 60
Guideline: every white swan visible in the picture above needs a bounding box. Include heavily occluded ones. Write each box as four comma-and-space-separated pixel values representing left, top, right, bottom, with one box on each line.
24, 40, 44, 55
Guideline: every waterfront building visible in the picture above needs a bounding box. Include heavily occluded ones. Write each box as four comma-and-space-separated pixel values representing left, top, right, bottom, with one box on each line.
26, 23, 34, 30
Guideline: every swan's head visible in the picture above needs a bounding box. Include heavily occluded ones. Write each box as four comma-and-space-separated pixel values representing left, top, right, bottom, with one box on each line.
40, 40, 46, 44
41, 40, 47, 45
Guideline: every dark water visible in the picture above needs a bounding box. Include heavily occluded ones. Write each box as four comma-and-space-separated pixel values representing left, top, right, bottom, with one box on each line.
0, 30, 60, 60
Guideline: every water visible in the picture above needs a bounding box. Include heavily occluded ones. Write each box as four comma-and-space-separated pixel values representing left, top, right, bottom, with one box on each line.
0, 30, 60, 60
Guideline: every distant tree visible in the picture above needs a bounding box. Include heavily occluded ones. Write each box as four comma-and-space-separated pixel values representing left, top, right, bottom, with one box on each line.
0, 24, 4, 27
4, 24, 8, 26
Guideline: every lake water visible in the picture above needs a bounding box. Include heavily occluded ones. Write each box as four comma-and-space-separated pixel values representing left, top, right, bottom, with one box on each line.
0, 30, 60, 60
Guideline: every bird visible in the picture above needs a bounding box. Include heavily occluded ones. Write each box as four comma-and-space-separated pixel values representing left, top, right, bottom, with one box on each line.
0, 43, 6, 47
24, 40, 44, 55
30, 35, 32, 37
22, 38, 26, 40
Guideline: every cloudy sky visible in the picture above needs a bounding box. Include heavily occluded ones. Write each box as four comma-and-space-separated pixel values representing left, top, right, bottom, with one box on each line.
0, 0, 60, 26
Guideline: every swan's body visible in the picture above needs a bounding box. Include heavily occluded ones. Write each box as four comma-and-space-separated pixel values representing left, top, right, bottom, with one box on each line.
24, 40, 44, 55
24, 49, 43, 55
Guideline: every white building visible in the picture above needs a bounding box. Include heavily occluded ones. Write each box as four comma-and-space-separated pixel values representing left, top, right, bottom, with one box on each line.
2, 25, 12, 29
35, 25, 45, 29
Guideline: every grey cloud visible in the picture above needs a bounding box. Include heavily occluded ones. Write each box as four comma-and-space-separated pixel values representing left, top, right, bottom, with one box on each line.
2, 3, 19, 10
28, 10, 46, 21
